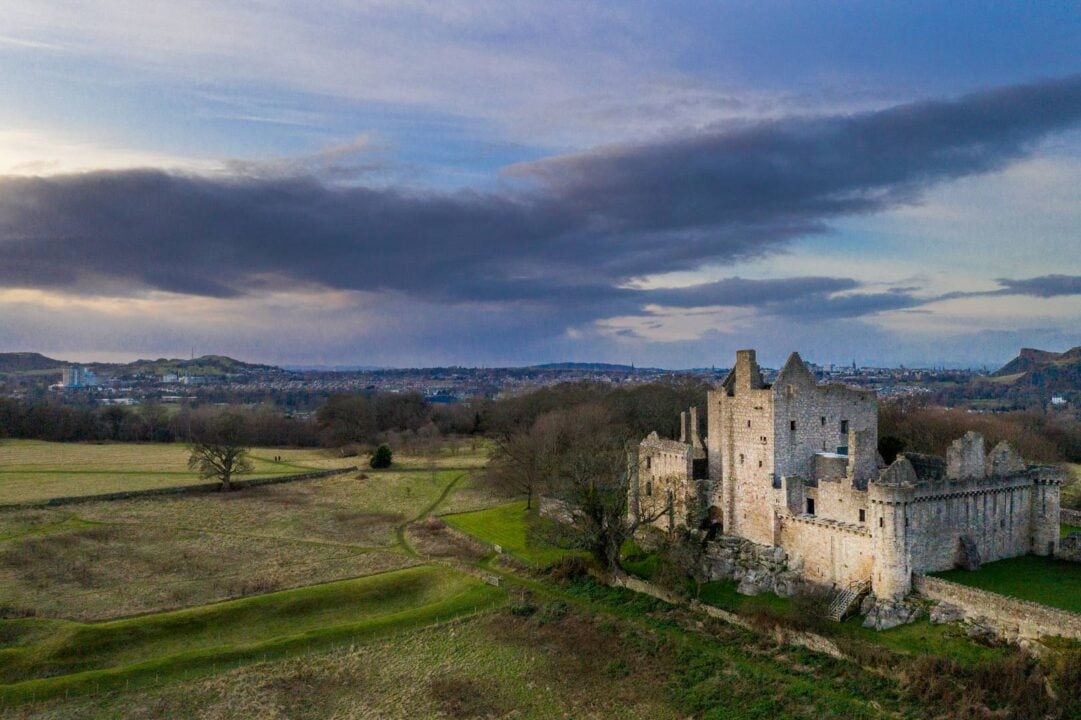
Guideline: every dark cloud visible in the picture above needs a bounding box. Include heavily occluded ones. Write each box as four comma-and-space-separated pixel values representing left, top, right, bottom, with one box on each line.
992, 275, 1081, 298
1, 74, 1081, 325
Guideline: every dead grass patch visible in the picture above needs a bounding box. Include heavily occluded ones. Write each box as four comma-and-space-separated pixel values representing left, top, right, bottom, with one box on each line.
405, 516, 488, 561
0, 523, 415, 620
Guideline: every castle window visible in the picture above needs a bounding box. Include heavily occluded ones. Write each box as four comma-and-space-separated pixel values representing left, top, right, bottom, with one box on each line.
747, 420, 751, 428
646, 481, 652, 497
859, 509, 866, 523
790, 420, 797, 432
806, 498, 815, 515
645, 456, 651, 470
840, 419, 849, 435
820, 417, 826, 426
758, 460, 763, 468
739, 454, 745, 465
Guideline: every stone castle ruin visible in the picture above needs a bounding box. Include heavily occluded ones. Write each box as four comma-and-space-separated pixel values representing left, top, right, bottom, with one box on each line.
634, 349, 1064, 623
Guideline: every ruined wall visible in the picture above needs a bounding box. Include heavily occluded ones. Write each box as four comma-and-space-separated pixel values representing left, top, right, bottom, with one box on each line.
906, 477, 1042, 574
770, 359, 877, 483
637, 434, 695, 531
777, 513, 873, 588
914, 574, 1081, 642
1062, 508, 1081, 526
812, 477, 869, 527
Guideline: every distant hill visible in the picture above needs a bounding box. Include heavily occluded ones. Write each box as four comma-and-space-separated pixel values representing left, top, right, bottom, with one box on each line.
0, 352, 278, 379
530, 362, 661, 372
107, 355, 278, 377
0, 352, 66, 373
991, 346, 1081, 395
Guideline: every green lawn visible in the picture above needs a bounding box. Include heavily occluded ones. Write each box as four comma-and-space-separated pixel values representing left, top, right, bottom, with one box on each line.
442, 501, 584, 568
0, 565, 504, 703
934, 554, 1081, 615
698, 579, 795, 617
1063, 523, 1081, 537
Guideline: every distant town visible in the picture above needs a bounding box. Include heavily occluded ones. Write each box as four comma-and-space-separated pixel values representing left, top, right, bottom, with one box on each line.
6, 349, 1075, 416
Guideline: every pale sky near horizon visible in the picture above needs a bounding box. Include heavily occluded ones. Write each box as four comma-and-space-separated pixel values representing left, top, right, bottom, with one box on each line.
1, 1, 1080, 369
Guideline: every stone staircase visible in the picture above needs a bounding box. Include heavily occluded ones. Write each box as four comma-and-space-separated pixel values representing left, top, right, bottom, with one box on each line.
826, 581, 870, 622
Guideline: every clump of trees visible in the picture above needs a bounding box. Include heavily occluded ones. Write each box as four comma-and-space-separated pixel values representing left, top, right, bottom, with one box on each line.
878, 397, 1081, 464
492, 403, 669, 571
187, 411, 253, 491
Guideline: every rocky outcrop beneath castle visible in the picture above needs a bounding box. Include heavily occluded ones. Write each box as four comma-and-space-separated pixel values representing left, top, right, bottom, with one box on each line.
862, 597, 922, 630
699, 536, 803, 598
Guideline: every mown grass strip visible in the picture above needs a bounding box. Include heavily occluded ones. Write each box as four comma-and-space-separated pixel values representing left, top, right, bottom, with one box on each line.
442, 501, 586, 568
0, 565, 505, 704
933, 554, 1081, 614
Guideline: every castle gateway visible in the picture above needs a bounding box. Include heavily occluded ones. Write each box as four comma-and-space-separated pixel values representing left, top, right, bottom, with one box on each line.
635, 350, 1063, 602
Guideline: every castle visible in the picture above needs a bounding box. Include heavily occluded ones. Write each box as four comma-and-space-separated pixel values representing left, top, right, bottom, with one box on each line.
635, 350, 1064, 604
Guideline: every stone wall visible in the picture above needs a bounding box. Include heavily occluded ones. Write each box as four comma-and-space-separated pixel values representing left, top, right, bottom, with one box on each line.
1059, 533, 1081, 562
913, 574, 1081, 642
637, 433, 695, 531
1063, 508, 1081, 526
777, 513, 873, 588
709, 350, 776, 545
771, 355, 877, 483
905, 477, 1039, 574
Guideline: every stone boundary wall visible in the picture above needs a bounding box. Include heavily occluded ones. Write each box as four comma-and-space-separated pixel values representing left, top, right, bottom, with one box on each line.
609, 573, 847, 660
0, 466, 358, 510
1062, 508, 1081, 526
913, 574, 1081, 641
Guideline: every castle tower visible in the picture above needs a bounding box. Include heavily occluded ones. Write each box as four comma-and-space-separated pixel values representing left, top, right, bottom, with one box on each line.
1031, 465, 1063, 556
868, 459, 916, 599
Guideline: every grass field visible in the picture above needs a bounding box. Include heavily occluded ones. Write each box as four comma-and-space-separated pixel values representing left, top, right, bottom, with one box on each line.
7, 583, 938, 720
74, 470, 462, 548
934, 554, 1081, 614
0, 467, 477, 620
0, 566, 504, 704
0, 520, 415, 620
1, 609, 684, 720
0, 440, 354, 504
442, 501, 585, 567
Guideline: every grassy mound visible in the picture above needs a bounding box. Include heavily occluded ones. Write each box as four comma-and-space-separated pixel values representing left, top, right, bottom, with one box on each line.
0, 565, 503, 703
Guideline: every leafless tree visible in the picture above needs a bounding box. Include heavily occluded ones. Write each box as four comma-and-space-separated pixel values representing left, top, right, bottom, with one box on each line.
487, 410, 567, 509
539, 404, 669, 571
187, 411, 253, 491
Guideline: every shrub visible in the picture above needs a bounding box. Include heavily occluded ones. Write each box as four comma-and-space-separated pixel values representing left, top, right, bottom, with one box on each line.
537, 601, 569, 624
548, 556, 590, 583
369, 443, 393, 468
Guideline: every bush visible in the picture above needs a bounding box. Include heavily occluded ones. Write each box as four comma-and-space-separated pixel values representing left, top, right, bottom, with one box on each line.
369, 443, 393, 468
548, 556, 590, 583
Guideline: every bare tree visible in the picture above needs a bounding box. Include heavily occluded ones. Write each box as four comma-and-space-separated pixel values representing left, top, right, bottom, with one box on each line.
188, 411, 253, 491
541, 404, 668, 571
488, 410, 567, 509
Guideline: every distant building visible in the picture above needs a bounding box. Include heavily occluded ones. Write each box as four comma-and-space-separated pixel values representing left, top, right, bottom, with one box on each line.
60, 366, 98, 388
1051, 395, 1068, 407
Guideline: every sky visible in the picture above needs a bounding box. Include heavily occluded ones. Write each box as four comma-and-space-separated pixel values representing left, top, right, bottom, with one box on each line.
1, 1, 1080, 370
